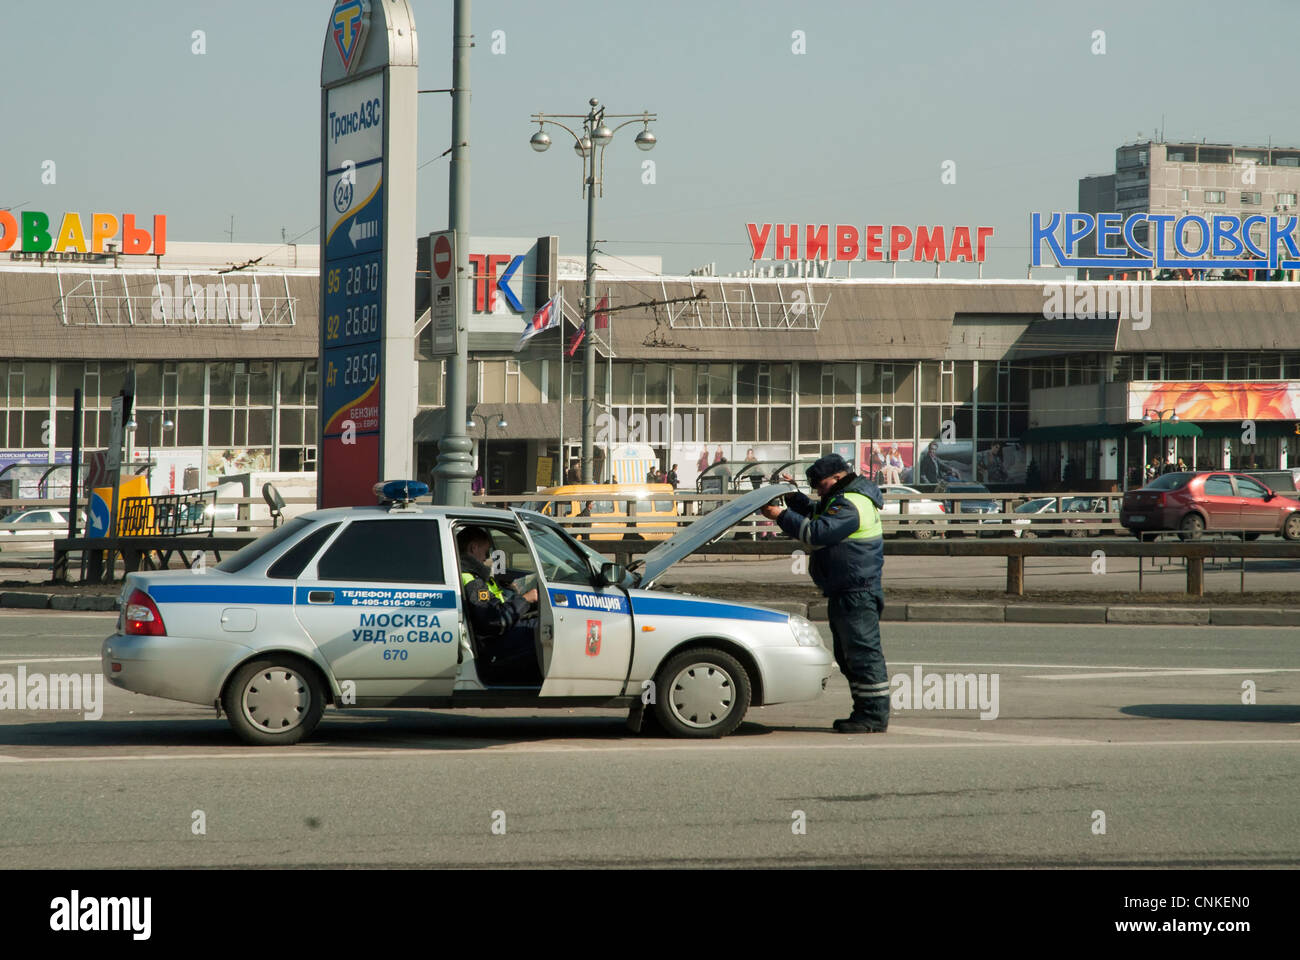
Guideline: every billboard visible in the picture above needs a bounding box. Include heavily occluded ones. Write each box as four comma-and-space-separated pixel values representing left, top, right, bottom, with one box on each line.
861, 441, 914, 484
1128, 381, 1300, 421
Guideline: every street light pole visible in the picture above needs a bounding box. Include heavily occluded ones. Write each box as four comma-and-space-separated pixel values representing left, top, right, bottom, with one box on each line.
530, 99, 657, 484
433, 0, 475, 506
1142, 407, 1179, 473
466, 412, 507, 494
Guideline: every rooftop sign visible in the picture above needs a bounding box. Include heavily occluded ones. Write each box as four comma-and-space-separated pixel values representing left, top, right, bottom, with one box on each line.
0, 211, 166, 256
1032, 212, 1300, 271
747, 223, 994, 263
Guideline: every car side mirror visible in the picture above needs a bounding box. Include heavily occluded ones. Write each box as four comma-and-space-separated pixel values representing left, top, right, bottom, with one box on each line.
1264, 491, 1275, 501
599, 562, 625, 587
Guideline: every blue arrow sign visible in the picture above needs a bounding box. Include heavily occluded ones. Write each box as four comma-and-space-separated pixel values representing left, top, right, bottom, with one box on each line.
496, 254, 525, 312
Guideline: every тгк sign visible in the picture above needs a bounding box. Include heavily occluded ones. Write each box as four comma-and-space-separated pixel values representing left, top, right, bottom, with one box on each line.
0, 211, 167, 256
747, 223, 994, 263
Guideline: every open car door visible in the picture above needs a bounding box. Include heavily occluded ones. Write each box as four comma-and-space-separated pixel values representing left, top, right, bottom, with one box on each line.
512, 510, 635, 698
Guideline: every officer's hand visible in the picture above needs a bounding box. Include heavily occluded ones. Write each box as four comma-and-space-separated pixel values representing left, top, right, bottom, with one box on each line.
779, 472, 796, 484
758, 503, 783, 521
522, 588, 538, 604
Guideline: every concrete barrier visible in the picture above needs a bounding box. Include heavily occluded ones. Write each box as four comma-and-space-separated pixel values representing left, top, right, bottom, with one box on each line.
0, 591, 51, 609
1005, 604, 1108, 624
1208, 608, 1300, 627
1106, 606, 1211, 625
907, 603, 1005, 622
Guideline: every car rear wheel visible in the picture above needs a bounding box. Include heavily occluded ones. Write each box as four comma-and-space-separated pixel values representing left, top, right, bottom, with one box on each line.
223, 657, 326, 746
912, 520, 937, 540
1284, 514, 1300, 541
653, 648, 751, 739
1178, 513, 1204, 541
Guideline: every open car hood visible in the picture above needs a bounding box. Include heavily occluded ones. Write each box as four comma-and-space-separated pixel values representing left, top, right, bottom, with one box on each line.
631, 482, 795, 588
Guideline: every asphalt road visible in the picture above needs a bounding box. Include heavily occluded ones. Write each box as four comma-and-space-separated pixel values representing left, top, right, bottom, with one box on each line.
1, 613, 1297, 868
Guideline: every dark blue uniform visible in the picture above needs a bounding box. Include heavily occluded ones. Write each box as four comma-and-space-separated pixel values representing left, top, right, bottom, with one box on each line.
776, 472, 890, 731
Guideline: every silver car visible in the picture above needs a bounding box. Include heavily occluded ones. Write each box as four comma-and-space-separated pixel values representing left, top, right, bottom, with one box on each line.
102, 483, 831, 744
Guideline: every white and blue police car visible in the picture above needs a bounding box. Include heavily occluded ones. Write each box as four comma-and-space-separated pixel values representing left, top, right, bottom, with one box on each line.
102, 480, 831, 743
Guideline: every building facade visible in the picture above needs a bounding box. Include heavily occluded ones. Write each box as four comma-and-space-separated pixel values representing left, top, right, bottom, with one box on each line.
4, 240, 1299, 500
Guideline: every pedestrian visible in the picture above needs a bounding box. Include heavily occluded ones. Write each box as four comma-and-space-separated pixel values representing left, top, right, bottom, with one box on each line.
471, 472, 485, 496
759, 453, 889, 733
666, 464, 679, 491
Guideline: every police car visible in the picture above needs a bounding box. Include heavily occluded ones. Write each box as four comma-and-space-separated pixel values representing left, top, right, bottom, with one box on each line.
102, 481, 831, 744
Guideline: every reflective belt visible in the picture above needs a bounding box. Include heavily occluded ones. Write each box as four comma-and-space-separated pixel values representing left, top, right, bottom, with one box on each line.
461, 571, 505, 602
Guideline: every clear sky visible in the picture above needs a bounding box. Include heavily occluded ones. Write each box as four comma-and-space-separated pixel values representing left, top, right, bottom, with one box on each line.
1, 0, 1294, 277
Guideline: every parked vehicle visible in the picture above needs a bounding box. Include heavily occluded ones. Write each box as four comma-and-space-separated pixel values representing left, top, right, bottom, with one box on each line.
877, 484, 946, 539
103, 481, 831, 743
1120, 471, 1300, 541
522, 483, 679, 541
934, 480, 1003, 534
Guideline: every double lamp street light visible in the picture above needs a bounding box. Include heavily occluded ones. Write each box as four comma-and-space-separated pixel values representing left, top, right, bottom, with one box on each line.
529, 98, 656, 484
466, 412, 507, 492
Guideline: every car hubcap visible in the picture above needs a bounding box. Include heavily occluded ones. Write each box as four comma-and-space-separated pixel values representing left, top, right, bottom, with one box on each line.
242, 668, 309, 732
1287, 516, 1300, 539
669, 662, 734, 729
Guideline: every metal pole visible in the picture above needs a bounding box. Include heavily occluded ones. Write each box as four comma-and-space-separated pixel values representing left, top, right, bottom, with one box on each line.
60, 387, 83, 583
433, 0, 474, 506
482, 419, 489, 493
582, 129, 598, 483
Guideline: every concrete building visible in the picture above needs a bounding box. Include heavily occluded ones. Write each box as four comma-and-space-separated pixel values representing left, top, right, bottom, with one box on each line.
1077, 139, 1300, 279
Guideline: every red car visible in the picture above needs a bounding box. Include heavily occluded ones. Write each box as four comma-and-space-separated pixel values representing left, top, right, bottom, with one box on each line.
1121, 471, 1300, 541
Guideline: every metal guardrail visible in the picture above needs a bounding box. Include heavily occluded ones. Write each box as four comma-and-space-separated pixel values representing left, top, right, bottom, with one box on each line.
119, 492, 217, 537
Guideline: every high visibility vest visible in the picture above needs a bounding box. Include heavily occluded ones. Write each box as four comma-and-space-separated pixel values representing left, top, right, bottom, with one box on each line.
820, 490, 883, 540
461, 571, 505, 602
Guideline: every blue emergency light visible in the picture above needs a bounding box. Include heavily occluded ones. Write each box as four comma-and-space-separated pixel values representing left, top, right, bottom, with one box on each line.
373, 480, 429, 505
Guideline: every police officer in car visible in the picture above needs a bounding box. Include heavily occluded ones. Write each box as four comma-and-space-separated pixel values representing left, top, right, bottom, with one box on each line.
759, 453, 890, 733
457, 526, 541, 684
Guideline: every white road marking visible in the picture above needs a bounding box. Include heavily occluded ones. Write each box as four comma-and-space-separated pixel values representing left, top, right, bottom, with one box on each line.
0, 657, 100, 666
890, 660, 1300, 671
1, 738, 1298, 765
1026, 668, 1300, 680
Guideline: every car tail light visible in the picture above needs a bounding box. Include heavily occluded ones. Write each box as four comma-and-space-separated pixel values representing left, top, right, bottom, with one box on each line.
124, 589, 166, 636
1154, 492, 1166, 507
938, 503, 946, 512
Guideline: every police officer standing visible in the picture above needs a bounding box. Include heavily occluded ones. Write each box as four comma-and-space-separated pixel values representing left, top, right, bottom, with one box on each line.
759, 453, 890, 733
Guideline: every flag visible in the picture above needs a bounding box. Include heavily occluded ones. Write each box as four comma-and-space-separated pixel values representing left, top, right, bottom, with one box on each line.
567, 326, 585, 357
595, 296, 609, 329
514, 294, 560, 352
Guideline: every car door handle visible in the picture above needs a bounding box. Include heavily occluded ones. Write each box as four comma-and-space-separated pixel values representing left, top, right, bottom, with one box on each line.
308, 590, 334, 604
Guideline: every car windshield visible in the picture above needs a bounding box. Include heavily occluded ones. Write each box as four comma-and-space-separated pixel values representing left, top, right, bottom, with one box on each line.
1015, 499, 1053, 513
1145, 473, 1192, 491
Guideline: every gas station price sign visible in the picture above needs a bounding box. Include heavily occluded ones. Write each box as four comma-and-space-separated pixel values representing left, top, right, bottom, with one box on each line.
324, 248, 383, 348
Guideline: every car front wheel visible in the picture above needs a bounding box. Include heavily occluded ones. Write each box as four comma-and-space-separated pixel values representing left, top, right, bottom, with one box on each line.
223, 657, 326, 746
653, 648, 751, 739
1284, 513, 1300, 541
1178, 513, 1205, 541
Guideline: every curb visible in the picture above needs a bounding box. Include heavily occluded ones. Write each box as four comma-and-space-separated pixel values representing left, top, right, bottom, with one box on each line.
1106, 606, 1212, 625
0, 592, 117, 612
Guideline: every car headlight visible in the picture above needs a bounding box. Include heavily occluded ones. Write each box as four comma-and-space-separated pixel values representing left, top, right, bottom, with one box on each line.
789, 614, 823, 648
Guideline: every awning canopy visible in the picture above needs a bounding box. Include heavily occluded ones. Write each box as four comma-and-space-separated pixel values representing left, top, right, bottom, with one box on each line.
1129, 420, 1203, 438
